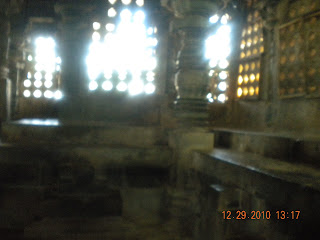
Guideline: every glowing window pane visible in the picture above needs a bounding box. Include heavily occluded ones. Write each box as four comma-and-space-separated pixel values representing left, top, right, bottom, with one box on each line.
34, 80, 42, 88
256, 73, 260, 81
44, 90, 53, 99
219, 71, 228, 80
208, 70, 215, 77
102, 81, 113, 91
45, 73, 53, 81
237, 88, 243, 97
89, 81, 98, 91
244, 75, 249, 83
249, 87, 255, 96
28, 55, 33, 61
129, 80, 144, 95
247, 38, 252, 47
217, 94, 226, 103
243, 87, 248, 96
207, 93, 212, 99
56, 57, 62, 64
54, 90, 63, 100
122, 0, 131, 5
117, 82, 128, 92
218, 82, 227, 91
147, 71, 155, 81
92, 32, 101, 41
134, 10, 145, 22
44, 81, 53, 88
33, 90, 42, 98
221, 14, 229, 24
24, 90, 31, 98
108, 8, 117, 17
209, 59, 218, 68
35, 64, 42, 72
250, 74, 255, 82
240, 40, 246, 49
145, 83, 155, 94
93, 22, 101, 30
24, 79, 32, 88
238, 76, 243, 85
120, 9, 132, 21
239, 65, 243, 73
104, 71, 113, 80
34, 72, 42, 81
147, 27, 153, 35
109, 0, 117, 4
106, 23, 116, 32
219, 59, 229, 69
209, 15, 219, 24
147, 58, 157, 70
118, 71, 127, 80
136, 0, 144, 6
27, 72, 32, 79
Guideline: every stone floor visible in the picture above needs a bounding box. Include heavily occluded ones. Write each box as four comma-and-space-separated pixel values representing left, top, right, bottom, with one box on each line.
23, 217, 188, 240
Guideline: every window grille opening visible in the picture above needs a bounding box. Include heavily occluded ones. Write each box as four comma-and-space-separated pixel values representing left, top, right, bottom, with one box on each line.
86, 0, 158, 96
237, 8, 263, 99
23, 36, 62, 100
279, 0, 320, 97
205, 13, 232, 103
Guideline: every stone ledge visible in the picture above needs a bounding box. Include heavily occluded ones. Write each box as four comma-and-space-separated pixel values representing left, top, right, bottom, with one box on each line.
1, 119, 168, 148
193, 148, 320, 193
212, 128, 320, 166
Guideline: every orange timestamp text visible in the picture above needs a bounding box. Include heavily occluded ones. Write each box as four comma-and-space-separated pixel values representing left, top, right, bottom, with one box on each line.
222, 210, 300, 220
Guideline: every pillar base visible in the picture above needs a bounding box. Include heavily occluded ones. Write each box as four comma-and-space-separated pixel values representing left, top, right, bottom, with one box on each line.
173, 99, 208, 126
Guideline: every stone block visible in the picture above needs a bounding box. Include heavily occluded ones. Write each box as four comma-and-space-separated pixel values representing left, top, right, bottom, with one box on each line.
121, 188, 164, 222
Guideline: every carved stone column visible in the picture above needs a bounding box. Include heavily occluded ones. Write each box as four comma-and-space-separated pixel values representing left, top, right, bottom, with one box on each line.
54, 1, 94, 121
0, 2, 11, 124
162, 0, 217, 125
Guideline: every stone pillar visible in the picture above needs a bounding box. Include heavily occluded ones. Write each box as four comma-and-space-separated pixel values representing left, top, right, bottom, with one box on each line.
162, 0, 217, 125
54, 1, 93, 121
0, 3, 11, 124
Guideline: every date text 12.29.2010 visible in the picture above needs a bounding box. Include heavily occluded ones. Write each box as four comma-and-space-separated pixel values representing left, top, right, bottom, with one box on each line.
222, 210, 300, 220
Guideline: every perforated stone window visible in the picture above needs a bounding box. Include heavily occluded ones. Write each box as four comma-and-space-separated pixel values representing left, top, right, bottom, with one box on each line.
22, 36, 62, 100
237, 6, 263, 99
86, 0, 158, 96
279, 0, 320, 98
205, 14, 232, 103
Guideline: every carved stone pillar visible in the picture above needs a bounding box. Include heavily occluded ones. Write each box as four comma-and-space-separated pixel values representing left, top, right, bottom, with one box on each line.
0, 3, 11, 124
162, 0, 217, 125
54, 1, 94, 121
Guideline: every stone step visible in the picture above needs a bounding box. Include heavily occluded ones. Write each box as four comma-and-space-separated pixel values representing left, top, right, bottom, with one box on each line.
1, 119, 168, 148
24, 217, 183, 240
24, 217, 126, 240
0, 144, 172, 185
213, 128, 320, 166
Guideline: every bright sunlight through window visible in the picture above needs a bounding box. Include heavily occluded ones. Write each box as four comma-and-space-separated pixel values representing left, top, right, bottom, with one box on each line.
23, 37, 62, 100
86, 0, 158, 96
205, 14, 232, 103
